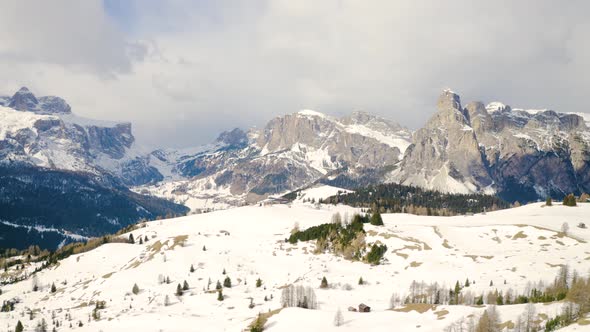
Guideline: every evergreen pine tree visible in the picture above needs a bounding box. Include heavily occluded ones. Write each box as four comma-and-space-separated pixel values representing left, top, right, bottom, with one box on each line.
128, 233, 135, 244
476, 295, 484, 305
176, 284, 183, 296
217, 290, 224, 301
465, 278, 470, 287
203, 245, 206, 251
15, 321, 24, 332
320, 276, 329, 289
216, 280, 222, 290
50, 283, 56, 293
546, 197, 552, 206
183, 280, 189, 291
132, 283, 139, 295
190, 264, 195, 273
256, 278, 262, 288
563, 194, 577, 207
358, 277, 364, 285
224, 276, 232, 288
139, 237, 143, 245
370, 211, 384, 226
454, 281, 461, 304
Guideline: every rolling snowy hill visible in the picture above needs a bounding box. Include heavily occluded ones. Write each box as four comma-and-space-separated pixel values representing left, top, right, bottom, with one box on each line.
1, 191, 589, 331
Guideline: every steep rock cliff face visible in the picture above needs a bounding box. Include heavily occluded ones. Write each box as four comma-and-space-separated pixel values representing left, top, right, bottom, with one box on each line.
391, 90, 590, 201
394, 90, 491, 194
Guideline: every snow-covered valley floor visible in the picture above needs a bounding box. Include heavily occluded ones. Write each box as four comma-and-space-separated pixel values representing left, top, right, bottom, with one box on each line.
1, 197, 590, 331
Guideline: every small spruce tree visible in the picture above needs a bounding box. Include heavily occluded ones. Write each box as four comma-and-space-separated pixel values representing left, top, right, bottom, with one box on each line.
51, 283, 57, 293
546, 197, 552, 206
563, 193, 577, 207
217, 290, 224, 301
320, 276, 329, 289
176, 284, 183, 296
128, 233, 135, 244
370, 211, 384, 226
216, 280, 222, 290
256, 278, 262, 288
132, 283, 139, 295
183, 280, 189, 291
358, 277, 364, 285
476, 295, 484, 305
15, 321, 24, 332
224, 276, 232, 288
190, 264, 195, 273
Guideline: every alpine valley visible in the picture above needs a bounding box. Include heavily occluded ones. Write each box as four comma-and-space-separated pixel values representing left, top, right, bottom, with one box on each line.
1, 87, 589, 249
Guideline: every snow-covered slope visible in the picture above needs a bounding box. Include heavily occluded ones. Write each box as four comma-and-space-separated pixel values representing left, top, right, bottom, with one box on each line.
2, 201, 589, 331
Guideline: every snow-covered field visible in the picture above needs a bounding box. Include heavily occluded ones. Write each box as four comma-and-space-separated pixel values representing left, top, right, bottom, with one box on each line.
1, 194, 589, 331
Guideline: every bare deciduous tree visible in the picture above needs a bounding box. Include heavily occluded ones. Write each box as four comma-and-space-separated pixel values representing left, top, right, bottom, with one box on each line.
333, 308, 343, 327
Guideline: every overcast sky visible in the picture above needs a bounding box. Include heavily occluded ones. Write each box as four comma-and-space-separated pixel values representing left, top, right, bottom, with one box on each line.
0, 1, 588, 148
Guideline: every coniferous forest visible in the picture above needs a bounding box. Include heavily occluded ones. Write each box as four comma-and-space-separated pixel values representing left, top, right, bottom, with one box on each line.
319, 183, 510, 216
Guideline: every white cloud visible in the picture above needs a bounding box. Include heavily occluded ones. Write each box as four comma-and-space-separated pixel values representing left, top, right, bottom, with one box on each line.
0, 0, 588, 148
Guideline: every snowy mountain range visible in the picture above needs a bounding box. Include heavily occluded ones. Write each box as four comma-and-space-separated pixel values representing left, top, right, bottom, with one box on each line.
136, 109, 412, 211
0, 87, 188, 249
1, 87, 589, 248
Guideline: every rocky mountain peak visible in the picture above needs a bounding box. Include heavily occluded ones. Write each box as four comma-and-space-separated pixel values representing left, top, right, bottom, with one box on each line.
437, 89, 462, 112
345, 111, 375, 124
464, 101, 493, 133
216, 128, 248, 148
8, 86, 39, 111
485, 102, 511, 113
37, 96, 72, 114
6, 87, 72, 114
426, 89, 470, 129
16, 86, 31, 93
